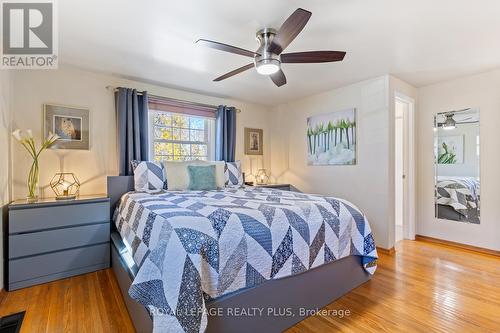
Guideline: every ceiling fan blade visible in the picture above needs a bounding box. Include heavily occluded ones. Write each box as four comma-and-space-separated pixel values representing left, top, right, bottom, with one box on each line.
268, 8, 312, 55
270, 69, 287, 87
281, 51, 346, 63
196, 39, 260, 58
213, 63, 254, 82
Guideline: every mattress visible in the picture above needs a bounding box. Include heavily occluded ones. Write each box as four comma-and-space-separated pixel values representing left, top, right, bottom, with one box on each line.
114, 187, 378, 333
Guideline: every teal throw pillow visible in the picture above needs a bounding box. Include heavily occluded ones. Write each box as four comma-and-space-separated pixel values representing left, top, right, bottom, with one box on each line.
187, 165, 217, 190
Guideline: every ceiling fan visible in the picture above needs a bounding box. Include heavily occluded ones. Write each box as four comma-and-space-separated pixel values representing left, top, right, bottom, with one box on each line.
437, 109, 474, 130
196, 8, 346, 87
441, 113, 457, 130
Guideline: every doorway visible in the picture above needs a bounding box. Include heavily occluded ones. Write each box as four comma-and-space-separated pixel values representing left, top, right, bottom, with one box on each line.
394, 93, 415, 244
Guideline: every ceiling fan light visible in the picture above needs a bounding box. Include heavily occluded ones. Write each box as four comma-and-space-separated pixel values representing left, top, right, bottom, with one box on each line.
256, 59, 280, 75
442, 114, 456, 130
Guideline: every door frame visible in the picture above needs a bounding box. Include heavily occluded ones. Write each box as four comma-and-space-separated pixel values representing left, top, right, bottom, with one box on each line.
395, 92, 416, 241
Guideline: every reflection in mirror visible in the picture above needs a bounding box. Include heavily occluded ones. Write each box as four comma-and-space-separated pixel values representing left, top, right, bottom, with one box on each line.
434, 108, 480, 224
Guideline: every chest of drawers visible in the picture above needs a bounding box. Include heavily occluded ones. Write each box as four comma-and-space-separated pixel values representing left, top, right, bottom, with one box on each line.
6, 196, 110, 290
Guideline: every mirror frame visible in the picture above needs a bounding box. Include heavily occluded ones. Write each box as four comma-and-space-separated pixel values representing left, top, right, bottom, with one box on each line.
434, 108, 480, 224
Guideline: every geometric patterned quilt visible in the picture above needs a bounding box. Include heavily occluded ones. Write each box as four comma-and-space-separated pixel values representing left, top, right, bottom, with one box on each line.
436, 177, 479, 217
114, 187, 378, 333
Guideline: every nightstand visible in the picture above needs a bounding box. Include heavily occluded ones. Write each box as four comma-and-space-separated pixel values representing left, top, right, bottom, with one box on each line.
253, 183, 292, 191
6, 195, 110, 290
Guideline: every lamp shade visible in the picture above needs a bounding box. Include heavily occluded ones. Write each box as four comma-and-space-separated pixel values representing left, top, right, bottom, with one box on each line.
256, 169, 269, 185
50, 172, 80, 200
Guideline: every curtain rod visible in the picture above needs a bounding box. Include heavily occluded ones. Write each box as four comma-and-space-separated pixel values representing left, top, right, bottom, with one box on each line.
106, 85, 241, 113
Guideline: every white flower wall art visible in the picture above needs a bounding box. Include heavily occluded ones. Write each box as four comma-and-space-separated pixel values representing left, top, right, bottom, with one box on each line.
307, 108, 356, 165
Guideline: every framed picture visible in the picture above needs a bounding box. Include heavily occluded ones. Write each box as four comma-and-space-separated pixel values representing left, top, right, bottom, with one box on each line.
44, 104, 90, 150
307, 108, 357, 165
437, 135, 464, 164
244, 128, 263, 155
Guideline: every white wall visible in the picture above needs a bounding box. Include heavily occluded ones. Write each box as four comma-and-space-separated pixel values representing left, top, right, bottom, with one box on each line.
10, 66, 270, 199
417, 69, 500, 251
0, 69, 12, 290
269, 76, 394, 248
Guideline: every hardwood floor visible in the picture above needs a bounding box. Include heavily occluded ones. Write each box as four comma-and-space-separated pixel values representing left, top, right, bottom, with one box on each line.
1, 240, 499, 332
287, 240, 500, 333
0, 269, 134, 333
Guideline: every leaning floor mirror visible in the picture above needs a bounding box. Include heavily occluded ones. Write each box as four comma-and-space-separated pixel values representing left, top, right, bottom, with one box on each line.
434, 108, 480, 224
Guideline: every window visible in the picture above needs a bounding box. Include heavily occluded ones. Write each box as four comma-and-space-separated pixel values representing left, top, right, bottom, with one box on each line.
149, 110, 215, 162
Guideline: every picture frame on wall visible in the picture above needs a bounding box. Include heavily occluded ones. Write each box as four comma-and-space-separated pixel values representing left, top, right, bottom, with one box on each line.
44, 104, 90, 150
437, 135, 464, 164
307, 108, 357, 165
244, 128, 263, 155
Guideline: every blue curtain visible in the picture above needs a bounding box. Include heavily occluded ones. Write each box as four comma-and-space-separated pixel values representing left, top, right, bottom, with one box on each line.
215, 105, 236, 162
115, 88, 149, 175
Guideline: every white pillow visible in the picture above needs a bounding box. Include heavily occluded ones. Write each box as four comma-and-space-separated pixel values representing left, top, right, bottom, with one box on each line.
162, 160, 225, 191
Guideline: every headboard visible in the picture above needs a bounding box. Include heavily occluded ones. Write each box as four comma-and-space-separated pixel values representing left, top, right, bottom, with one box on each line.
107, 175, 134, 217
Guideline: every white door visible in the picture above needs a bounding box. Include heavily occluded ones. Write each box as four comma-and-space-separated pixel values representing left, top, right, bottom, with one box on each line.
395, 95, 415, 243
395, 101, 406, 243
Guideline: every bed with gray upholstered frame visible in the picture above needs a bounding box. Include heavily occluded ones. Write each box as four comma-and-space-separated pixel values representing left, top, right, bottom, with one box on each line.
107, 175, 372, 333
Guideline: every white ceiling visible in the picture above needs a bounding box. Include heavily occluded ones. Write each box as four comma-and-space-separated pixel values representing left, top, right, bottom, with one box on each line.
60, 0, 500, 106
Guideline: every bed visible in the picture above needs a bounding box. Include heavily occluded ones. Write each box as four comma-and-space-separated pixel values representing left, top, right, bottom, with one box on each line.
435, 176, 480, 224
107, 176, 377, 333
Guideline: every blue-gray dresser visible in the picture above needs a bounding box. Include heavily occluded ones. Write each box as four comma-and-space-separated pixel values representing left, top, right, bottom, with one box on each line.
6, 195, 111, 290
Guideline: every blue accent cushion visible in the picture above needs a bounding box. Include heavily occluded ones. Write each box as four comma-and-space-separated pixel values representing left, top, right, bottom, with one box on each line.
131, 160, 166, 191
187, 165, 217, 190
225, 161, 243, 187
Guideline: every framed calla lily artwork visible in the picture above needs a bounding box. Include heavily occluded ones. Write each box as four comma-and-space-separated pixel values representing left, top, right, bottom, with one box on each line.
307, 108, 357, 165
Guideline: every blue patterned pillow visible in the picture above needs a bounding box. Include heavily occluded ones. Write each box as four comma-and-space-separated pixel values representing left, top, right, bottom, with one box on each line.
225, 161, 243, 187
187, 165, 217, 190
131, 160, 166, 191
